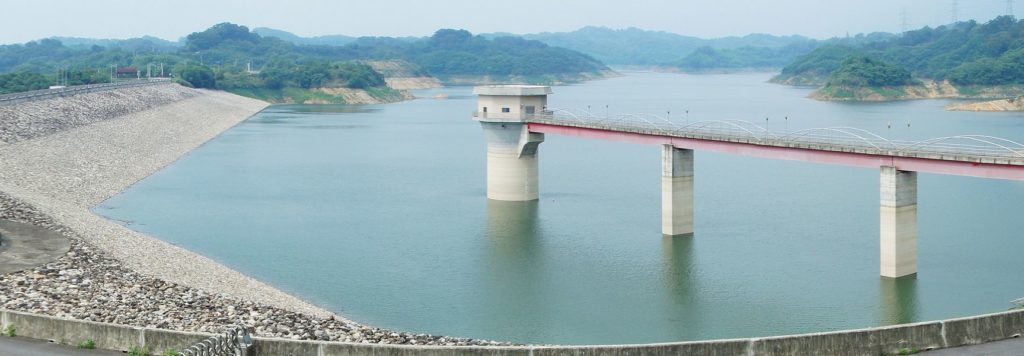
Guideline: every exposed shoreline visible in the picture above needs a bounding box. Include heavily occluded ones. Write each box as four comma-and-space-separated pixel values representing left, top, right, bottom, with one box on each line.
946, 96, 1024, 111
0, 83, 506, 345
790, 79, 1024, 104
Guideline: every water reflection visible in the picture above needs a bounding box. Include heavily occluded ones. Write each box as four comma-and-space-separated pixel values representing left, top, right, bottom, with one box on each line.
481, 200, 545, 338
662, 235, 700, 339
486, 200, 541, 252
265, 104, 380, 114
879, 276, 919, 325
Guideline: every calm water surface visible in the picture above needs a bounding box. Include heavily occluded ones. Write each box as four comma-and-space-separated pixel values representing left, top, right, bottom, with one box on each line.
97, 72, 1024, 344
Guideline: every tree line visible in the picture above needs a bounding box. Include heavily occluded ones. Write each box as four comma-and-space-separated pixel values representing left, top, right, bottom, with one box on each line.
0, 23, 609, 94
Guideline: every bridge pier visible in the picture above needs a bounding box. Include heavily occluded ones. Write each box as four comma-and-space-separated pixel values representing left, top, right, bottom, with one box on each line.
663, 145, 694, 236
473, 85, 552, 201
880, 166, 917, 278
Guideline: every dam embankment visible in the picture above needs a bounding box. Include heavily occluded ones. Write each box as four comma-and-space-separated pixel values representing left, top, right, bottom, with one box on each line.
0, 82, 503, 346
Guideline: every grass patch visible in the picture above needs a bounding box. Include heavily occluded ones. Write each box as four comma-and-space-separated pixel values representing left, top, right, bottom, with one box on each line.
364, 86, 400, 99
957, 85, 982, 96
897, 347, 921, 355
128, 344, 151, 356
3, 324, 15, 337
224, 87, 347, 104
870, 86, 906, 98
77, 339, 96, 349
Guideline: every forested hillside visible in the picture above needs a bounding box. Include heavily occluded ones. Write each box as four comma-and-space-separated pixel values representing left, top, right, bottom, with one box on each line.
673, 32, 895, 72
774, 16, 1024, 87
673, 41, 818, 71
252, 27, 356, 46
0, 23, 610, 97
514, 26, 816, 66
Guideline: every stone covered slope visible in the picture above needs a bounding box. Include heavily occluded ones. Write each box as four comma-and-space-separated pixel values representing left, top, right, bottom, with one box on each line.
0, 84, 201, 143
0, 85, 506, 345
0, 192, 500, 344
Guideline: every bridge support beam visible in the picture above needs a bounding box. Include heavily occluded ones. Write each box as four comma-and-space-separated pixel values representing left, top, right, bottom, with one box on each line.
482, 122, 544, 201
663, 145, 694, 236
880, 166, 917, 278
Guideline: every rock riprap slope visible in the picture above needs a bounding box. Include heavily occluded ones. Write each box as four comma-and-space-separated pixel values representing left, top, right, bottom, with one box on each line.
0, 84, 506, 345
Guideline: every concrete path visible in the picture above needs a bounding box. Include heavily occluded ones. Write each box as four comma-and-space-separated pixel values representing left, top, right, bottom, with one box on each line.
925, 336, 1024, 355
0, 219, 70, 274
0, 335, 123, 355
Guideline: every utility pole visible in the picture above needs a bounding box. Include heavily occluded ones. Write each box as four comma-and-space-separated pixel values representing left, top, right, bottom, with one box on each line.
900, 8, 910, 33
1008, 0, 1016, 17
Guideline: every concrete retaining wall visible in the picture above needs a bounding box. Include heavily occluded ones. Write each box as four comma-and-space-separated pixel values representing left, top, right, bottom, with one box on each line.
1, 308, 1022, 355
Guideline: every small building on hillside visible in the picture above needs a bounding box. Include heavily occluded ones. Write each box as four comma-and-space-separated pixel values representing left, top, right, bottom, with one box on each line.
116, 67, 139, 79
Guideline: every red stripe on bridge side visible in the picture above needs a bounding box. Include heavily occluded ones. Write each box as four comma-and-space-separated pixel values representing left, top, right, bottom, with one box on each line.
528, 122, 1024, 181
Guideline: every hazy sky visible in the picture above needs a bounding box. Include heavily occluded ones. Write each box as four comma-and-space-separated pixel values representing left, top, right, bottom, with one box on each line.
1, 0, 1014, 44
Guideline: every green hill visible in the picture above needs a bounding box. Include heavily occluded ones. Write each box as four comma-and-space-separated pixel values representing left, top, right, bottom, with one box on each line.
774, 16, 1024, 88
0, 23, 611, 98
502, 26, 817, 66
252, 28, 357, 47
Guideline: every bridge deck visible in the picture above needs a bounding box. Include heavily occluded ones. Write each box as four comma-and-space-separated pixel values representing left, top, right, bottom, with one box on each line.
503, 113, 1024, 181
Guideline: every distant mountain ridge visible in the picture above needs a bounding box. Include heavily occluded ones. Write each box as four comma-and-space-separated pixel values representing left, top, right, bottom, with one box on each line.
47, 36, 180, 52
247, 26, 824, 67
252, 27, 357, 46
495, 26, 817, 66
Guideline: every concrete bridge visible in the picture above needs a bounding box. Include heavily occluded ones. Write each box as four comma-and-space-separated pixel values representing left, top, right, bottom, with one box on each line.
471, 85, 1024, 278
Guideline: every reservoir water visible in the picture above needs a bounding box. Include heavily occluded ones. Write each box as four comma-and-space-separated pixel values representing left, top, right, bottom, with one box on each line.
97, 72, 1024, 345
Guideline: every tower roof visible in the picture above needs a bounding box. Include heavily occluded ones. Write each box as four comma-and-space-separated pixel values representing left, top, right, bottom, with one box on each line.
473, 85, 552, 96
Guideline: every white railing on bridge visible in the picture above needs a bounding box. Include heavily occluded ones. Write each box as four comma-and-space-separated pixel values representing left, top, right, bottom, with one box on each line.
473, 110, 1024, 166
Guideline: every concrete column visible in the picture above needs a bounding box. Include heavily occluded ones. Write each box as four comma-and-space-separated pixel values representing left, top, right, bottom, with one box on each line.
481, 122, 544, 201
880, 166, 918, 278
663, 145, 694, 236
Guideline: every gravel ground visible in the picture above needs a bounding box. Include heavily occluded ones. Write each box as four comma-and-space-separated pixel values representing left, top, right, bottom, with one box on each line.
0, 85, 508, 346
